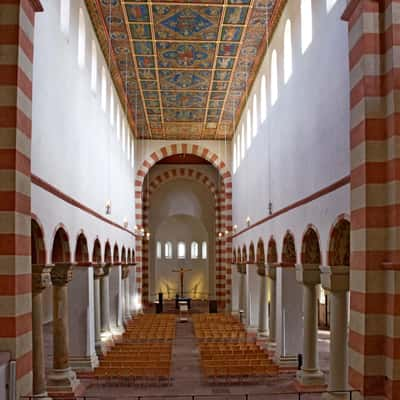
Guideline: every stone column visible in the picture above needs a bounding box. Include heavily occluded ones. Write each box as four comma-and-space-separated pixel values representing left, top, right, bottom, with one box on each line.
266, 264, 276, 345
238, 264, 247, 323
100, 265, 111, 337
321, 266, 349, 397
122, 265, 131, 323
295, 264, 325, 387
93, 265, 104, 355
32, 264, 53, 399
257, 264, 268, 336
47, 263, 79, 393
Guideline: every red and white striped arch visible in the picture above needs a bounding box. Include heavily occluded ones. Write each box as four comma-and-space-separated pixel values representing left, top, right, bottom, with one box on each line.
135, 144, 232, 311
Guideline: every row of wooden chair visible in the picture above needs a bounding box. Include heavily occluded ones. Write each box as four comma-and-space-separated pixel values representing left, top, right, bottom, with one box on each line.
202, 365, 279, 383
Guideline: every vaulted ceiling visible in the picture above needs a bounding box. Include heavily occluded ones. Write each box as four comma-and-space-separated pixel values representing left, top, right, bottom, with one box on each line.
86, 0, 285, 140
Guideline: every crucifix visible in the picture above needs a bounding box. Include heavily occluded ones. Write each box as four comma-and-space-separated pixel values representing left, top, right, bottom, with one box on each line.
172, 267, 192, 298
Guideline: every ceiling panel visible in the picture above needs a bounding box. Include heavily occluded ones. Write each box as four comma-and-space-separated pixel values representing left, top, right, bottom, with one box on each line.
86, 0, 284, 140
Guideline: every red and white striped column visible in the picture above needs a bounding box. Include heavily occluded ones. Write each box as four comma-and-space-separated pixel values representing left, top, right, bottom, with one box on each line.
0, 0, 42, 397
343, 0, 400, 398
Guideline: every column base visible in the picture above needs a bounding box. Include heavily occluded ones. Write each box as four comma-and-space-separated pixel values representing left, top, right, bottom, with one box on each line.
95, 340, 107, 356
266, 341, 276, 357
277, 354, 298, 371
47, 367, 80, 393
70, 353, 99, 371
32, 392, 52, 400
257, 330, 268, 338
322, 391, 351, 400
296, 368, 326, 387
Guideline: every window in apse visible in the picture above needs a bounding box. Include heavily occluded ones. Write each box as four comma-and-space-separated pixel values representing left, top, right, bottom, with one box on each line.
233, 142, 237, 173
156, 241, 162, 259
191, 242, 199, 259
202, 242, 207, 259
177, 242, 186, 259
165, 242, 172, 259
77, 8, 86, 68
241, 124, 245, 160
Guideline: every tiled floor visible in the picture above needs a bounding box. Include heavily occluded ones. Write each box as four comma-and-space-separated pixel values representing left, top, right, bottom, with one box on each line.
78, 316, 331, 400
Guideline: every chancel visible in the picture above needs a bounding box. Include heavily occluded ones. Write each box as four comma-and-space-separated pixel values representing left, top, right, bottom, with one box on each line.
1, 0, 399, 399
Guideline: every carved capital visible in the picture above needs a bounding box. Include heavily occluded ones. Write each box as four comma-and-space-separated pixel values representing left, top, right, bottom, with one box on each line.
122, 265, 130, 280
51, 263, 73, 287
257, 263, 266, 276
237, 263, 246, 274
266, 263, 277, 280
32, 264, 53, 293
102, 264, 110, 277
93, 264, 105, 279
295, 264, 321, 286
320, 265, 349, 292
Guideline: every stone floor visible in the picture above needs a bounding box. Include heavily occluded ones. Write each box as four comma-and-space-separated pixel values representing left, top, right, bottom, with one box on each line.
79, 315, 332, 400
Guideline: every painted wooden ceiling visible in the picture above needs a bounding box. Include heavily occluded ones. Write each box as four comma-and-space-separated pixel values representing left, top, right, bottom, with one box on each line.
86, 0, 284, 140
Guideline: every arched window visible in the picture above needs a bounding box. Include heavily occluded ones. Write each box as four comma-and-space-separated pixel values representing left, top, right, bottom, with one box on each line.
127, 134, 131, 161
233, 142, 237, 173
252, 94, 258, 137
77, 8, 86, 68
156, 241, 162, 259
60, 0, 70, 34
131, 140, 135, 168
122, 121, 126, 152
236, 134, 241, 168
165, 242, 172, 259
177, 242, 186, 259
260, 75, 267, 123
191, 242, 199, 259
270, 50, 278, 106
116, 107, 121, 140
91, 40, 97, 92
241, 124, 245, 159
284, 20, 292, 83
110, 90, 114, 125
326, 0, 337, 13
301, 0, 313, 53
202, 242, 207, 259
246, 109, 251, 149
101, 66, 107, 111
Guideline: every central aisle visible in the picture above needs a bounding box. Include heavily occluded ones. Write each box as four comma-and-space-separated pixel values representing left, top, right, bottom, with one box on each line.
83, 315, 299, 399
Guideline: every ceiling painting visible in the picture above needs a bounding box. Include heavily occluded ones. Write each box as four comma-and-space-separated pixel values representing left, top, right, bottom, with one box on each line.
86, 0, 285, 139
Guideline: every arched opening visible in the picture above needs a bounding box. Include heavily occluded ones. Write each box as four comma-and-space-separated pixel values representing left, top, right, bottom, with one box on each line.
104, 241, 112, 265
256, 239, 265, 265
92, 239, 102, 264
237, 247, 242, 264
127, 248, 132, 264
328, 219, 350, 266
267, 237, 278, 264
301, 227, 321, 265
284, 19, 293, 83
232, 248, 237, 264
121, 246, 127, 264
113, 244, 119, 264
52, 227, 71, 263
75, 233, 89, 264
248, 242, 255, 264
282, 232, 296, 266
136, 145, 232, 311
270, 49, 278, 106
242, 245, 248, 264
31, 219, 46, 265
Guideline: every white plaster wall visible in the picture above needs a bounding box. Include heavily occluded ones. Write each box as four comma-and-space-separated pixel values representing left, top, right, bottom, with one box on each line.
232, 0, 350, 253
32, 0, 137, 321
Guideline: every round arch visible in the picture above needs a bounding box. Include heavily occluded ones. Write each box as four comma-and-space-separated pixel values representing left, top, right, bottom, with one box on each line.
267, 237, 278, 264
75, 232, 89, 264
328, 217, 350, 266
301, 226, 321, 265
248, 242, 255, 264
51, 226, 71, 263
104, 241, 112, 264
113, 243, 119, 263
92, 239, 102, 264
256, 239, 265, 264
31, 217, 46, 264
282, 231, 296, 266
